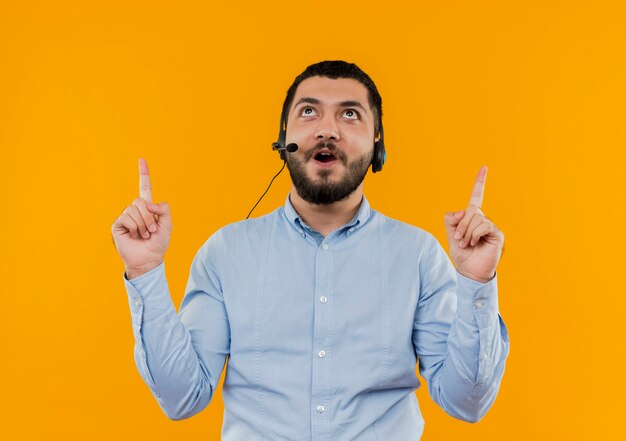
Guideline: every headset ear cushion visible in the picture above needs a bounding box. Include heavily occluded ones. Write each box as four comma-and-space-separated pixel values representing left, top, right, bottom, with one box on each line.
277, 123, 287, 161
372, 140, 386, 173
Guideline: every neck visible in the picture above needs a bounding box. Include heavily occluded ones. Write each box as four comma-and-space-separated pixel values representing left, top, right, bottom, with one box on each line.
289, 184, 364, 237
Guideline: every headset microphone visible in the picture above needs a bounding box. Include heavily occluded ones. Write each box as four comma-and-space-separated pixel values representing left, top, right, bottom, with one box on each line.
272, 142, 299, 154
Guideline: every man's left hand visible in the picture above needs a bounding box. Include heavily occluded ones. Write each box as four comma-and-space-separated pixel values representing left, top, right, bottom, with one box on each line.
443, 166, 505, 283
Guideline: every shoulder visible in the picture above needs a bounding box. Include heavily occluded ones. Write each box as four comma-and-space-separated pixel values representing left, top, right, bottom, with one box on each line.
370, 209, 440, 249
197, 206, 283, 255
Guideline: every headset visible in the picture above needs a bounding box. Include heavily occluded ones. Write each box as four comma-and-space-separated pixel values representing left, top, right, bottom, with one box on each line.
247, 106, 387, 219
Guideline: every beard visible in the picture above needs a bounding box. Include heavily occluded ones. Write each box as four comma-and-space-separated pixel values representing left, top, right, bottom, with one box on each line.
285, 142, 373, 205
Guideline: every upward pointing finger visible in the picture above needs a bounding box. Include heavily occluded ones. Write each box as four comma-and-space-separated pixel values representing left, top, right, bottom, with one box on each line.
469, 165, 487, 208
138, 158, 152, 203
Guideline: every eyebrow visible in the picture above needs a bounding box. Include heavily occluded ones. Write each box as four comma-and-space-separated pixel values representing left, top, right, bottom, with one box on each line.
293, 97, 369, 114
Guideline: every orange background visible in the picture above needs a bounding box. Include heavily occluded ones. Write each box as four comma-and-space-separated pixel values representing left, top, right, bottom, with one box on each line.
1, 1, 625, 439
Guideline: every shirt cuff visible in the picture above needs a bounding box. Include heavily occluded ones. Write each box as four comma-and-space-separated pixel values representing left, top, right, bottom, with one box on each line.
124, 261, 164, 283
455, 270, 499, 326
123, 262, 175, 320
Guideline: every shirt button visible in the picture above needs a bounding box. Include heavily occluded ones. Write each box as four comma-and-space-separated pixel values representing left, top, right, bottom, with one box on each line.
134, 298, 142, 306
320, 296, 328, 303
318, 350, 326, 358
316, 405, 325, 413
321, 243, 329, 250
475, 301, 484, 309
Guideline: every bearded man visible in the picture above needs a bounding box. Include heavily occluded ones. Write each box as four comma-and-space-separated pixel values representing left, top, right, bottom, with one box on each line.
112, 60, 509, 440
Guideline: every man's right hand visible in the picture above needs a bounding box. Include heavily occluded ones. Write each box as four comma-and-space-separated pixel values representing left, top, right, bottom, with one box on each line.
111, 158, 173, 279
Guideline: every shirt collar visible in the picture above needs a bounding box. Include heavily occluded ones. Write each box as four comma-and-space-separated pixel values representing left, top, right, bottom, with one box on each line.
283, 193, 372, 236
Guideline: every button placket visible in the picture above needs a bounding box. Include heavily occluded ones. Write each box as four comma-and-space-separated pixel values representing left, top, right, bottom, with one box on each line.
311, 239, 332, 436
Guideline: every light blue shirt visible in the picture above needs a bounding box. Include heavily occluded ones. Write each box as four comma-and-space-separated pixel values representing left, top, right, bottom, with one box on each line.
124, 195, 509, 440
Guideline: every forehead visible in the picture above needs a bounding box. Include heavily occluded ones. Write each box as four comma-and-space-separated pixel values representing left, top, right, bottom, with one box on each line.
291, 76, 370, 110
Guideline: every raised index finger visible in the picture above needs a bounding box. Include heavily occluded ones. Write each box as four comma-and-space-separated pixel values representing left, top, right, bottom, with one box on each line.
469, 165, 487, 208
138, 158, 152, 203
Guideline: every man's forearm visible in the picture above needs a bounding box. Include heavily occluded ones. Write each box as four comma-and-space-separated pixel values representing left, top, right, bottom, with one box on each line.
124, 262, 216, 420
429, 273, 510, 422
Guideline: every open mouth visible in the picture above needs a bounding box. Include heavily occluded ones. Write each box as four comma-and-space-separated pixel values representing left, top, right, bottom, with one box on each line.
313, 151, 338, 164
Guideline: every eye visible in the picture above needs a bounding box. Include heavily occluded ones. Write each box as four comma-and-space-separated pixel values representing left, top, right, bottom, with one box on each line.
300, 107, 317, 117
342, 109, 359, 120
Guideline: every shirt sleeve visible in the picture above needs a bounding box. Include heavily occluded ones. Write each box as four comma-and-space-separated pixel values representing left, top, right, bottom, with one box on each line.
123, 235, 230, 420
412, 235, 510, 423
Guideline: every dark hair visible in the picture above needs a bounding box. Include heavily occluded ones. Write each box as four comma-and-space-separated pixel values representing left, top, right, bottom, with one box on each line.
281, 60, 383, 135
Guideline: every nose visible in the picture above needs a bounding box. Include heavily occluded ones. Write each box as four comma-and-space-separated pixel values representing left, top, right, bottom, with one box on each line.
314, 116, 340, 142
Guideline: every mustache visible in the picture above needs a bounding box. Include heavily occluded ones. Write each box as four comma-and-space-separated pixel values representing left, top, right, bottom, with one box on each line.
304, 141, 348, 165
